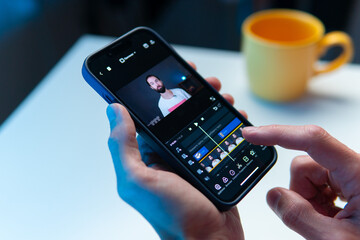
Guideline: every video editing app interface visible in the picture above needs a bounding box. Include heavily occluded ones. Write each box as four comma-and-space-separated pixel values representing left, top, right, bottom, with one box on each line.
90, 31, 274, 201
166, 100, 272, 201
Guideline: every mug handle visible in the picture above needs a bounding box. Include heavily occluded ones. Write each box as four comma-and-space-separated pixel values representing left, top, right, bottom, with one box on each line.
313, 31, 353, 76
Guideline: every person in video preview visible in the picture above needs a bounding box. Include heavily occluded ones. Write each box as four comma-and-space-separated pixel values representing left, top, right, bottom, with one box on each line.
146, 75, 191, 117
106, 64, 360, 239
216, 147, 228, 160
200, 162, 213, 173
200, 157, 213, 172
208, 155, 221, 168
224, 140, 236, 152
232, 133, 244, 145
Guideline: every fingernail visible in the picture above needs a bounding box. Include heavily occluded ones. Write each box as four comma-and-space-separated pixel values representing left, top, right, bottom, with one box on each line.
267, 189, 282, 212
243, 126, 258, 134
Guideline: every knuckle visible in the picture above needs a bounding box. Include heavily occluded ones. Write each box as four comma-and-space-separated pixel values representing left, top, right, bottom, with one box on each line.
107, 136, 117, 148
304, 125, 328, 140
280, 203, 302, 228
107, 136, 121, 152
115, 172, 138, 203
117, 182, 134, 204
134, 167, 158, 185
108, 127, 126, 147
290, 155, 310, 175
116, 169, 157, 204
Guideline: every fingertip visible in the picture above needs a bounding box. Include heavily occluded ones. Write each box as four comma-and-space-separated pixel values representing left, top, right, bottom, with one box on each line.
205, 77, 221, 91
106, 103, 122, 117
106, 105, 116, 130
238, 110, 248, 120
222, 93, 234, 105
187, 60, 197, 70
266, 187, 283, 212
106, 104, 116, 121
241, 126, 258, 139
106, 104, 120, 130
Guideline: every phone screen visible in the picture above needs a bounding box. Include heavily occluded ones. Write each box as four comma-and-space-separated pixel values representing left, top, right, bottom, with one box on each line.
86, 28, 276, 203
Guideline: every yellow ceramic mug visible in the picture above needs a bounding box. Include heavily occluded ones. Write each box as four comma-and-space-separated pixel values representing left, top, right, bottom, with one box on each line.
242, 9, 353, 102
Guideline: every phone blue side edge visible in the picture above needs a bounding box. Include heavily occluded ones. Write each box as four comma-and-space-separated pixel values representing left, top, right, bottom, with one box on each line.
82, 60, 114, 104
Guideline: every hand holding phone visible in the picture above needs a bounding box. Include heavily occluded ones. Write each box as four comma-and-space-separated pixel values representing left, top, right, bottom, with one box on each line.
106, 89, 245, 240
82, 27, 277, 211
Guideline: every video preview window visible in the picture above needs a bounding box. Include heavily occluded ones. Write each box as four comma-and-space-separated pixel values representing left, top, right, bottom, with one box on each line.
117, 56, 202, 127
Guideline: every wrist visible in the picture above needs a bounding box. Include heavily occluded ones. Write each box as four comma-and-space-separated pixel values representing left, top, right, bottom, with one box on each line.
183, 215, 244, 240
184, 228, 243, 240
155, 219, 243, 240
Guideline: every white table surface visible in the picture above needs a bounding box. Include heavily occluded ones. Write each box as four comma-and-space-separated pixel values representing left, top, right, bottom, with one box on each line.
1, 34, 359, 240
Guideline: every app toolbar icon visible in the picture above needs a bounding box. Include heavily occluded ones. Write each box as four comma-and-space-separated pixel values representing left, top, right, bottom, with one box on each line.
188, 160, 194, 166
170, 140, 177, 147
197, 169, 203, 175
250, 150, 256, 156
222, 177, 229, 183
215, 184, 222, 190
181, 153, 188, 159
229, 170, 236, 176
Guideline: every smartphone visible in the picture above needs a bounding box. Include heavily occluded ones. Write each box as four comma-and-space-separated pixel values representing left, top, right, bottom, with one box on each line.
82, 27, 277, 211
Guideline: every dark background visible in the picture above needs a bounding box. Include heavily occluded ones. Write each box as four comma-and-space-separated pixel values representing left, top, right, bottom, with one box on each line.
1, 0, 359, 126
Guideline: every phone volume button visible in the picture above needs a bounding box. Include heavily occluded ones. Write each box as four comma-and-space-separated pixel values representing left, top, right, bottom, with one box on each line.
103, 95, 112, 104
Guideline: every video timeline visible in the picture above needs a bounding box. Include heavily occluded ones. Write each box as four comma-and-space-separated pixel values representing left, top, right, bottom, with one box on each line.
167, 98, 269, 196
